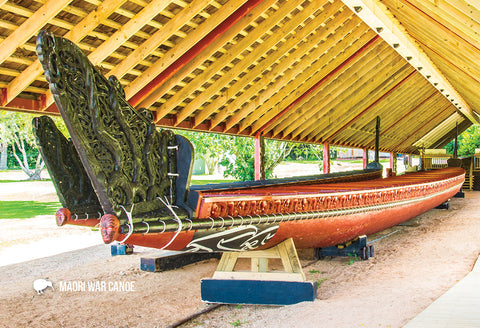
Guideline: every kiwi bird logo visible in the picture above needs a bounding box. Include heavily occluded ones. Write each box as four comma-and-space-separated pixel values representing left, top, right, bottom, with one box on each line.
33, 279, 54, 294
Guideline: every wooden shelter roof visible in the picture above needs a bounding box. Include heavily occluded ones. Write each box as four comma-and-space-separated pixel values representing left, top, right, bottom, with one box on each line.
0, 0, 478, 154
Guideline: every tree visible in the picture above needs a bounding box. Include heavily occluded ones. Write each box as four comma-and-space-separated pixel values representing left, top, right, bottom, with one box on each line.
220, 136, 295, 181
445, 125, 480, 157
0, 111, 67, 180
176, 130, 229, 174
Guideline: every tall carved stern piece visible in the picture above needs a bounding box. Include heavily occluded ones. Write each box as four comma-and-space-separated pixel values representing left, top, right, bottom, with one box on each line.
36, 30, 193, 233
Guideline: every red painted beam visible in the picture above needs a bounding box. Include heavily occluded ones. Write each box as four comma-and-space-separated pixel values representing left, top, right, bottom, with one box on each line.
363, 148, 368, 169
253, 35, 381, 136
254, 133, 262, 181
128, 0, 264, 108
323, 142, 330, 174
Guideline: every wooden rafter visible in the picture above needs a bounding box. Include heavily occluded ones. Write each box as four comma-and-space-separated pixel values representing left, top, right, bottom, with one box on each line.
125, 0, 252, 106
340, 0, 479, 124
0, 0, 72, 66
5, 0, 127, 105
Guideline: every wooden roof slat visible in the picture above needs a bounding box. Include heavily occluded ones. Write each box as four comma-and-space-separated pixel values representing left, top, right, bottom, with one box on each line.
381, 93, 448, 148
0, 0, 72, 66
295, 47, 409, 141
304, 61, 414, 142
87, 0, 172, 65
145, 0, 291, 115
271, 27, 387, 138
124, 0, 250, 103
395, 101, 454, 152
169, 0, 329, 126
342, 0, 478, 123
4, 0, 127, 105
141, 0, 278, 115
225, 20, 372, 133
243, 24, 376, 135
204, 3, 349, 130
404, 0, 480, 49
107, 0, 216, 81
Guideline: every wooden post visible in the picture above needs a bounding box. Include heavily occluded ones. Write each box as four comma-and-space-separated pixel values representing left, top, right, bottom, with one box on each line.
392, 152, 397, 174
323, 142, 330, 174
254, 133, 265, 181
363, 148, 369, 169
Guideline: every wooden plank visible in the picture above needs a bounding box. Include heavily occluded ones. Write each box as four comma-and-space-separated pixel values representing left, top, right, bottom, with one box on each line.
291, 45, 404, 141
201, 279, 317, 305
211, 271, 305, 282
166, 0, 317, 125
124, 0, 249, 101
212, 10, 359, 131
108, 0, 215, 80
341, 0, 478, 123
234, 22, 374, 134
304, 63, 413, 143
87, 0, 171, 65
141, 0, 277, 116
216, 252, 239, 272
0, 0, 72, 65
278, 40, 393, 139
5, 0, 127, 104
193, 1, 345, 128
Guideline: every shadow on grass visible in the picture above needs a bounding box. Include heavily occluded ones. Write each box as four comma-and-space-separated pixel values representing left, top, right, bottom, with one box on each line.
0, 201, 61, 219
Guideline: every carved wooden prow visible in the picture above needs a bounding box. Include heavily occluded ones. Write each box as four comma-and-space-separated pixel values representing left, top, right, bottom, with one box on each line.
34, 30, 195, 225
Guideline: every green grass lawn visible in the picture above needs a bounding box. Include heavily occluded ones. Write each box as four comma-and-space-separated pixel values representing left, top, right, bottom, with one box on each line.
0, 201, 61, 219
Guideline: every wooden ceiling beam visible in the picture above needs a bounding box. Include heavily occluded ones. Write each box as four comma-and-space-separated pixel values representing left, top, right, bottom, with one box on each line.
365, 90, 438, 148
303, 59, 412, 143
126, 0, 260, 107
403, 0, 480, 51
266, 33, 385, 138
292, 44, 402, 141
429, 119, 471, 149
166, 0, 315, 126
394, 102, 454, 152
341, 0, 479, 124
212, 8, 357, 131
325, 70, 416, 143
86, 0, 172, 65
381, 94, 450, 150
207, 6, 353, 131
143, 0, 276, 119
342, 77, 435, 147
0, 0, 72, 66
4, 0, 126, 105
237, 23, 375, 134
107, 0, 215, 81
190, 0, 343, 128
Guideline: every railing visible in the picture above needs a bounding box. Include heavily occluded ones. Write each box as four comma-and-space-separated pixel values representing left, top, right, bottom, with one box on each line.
423, 155, 451, 170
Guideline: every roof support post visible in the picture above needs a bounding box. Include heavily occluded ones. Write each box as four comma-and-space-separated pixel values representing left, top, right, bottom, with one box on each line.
254, 133, 265, 181
375, 116, 380, 163
323, 142, 330, 174
363, 148, 369, 169
390, 152, 397, 174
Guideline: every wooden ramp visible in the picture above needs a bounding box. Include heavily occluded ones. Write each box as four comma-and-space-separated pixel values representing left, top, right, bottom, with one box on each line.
405, 256, 480, 327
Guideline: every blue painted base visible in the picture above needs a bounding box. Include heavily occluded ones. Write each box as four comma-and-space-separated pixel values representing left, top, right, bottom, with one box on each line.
111, 244, 133, 256
201, 279, 317, 305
